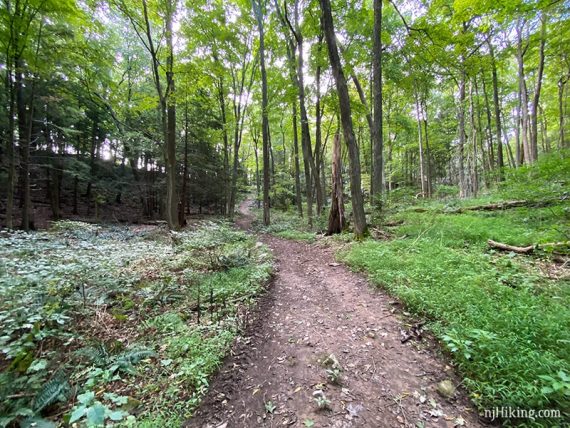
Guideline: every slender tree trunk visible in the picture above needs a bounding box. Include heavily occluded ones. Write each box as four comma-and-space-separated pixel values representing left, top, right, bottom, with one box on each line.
469, 80, 479, 196
530, 13, 547, 162
481, 72, 495, 171
458, 68, 468, 197
371, 0, 383, 203
292, 102, 303, 217
559, 74, 569, 149
293, 4, 317, 224
414, 89, 427, 197
253, 129, 261, 209
5, 64, 16, 229
314, 32, 324, 215
253, 0, 270, 226
179, 98, 189, 227
217, 76, 230, 215
421, 97, 432, 197
488, 39, 504, 177
320, 0, 367, 238
516, 20, 531, 164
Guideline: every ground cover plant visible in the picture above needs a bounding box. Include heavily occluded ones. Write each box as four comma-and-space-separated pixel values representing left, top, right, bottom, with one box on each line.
0, 221, 272, 427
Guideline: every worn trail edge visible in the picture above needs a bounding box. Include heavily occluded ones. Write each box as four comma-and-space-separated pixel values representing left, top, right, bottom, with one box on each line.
187, 201, 482, 428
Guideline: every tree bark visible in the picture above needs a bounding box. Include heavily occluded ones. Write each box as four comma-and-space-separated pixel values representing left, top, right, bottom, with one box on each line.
516, 19, 532, 164
320, 0, 367, 238
458, 68, 468, 197
530, 12, 547, 162
292, 102, 303, 217
327, 133, 345, 235
559, 73, 569, 149
488, 39, 504, 177
371, 0, 383, 203
164, 0, 179, 229
252, 0, 270, 226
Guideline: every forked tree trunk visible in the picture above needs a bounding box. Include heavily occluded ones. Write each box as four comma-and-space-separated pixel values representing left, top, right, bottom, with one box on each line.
320, 0, 367, 238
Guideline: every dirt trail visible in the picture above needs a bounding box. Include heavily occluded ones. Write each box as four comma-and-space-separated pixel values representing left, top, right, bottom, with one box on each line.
187, 200, 482, 428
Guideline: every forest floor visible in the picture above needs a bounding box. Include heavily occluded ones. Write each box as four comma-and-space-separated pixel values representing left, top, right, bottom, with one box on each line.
188, 199, 481, 428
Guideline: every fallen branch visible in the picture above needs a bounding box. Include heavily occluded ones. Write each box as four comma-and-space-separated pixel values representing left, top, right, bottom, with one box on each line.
487, 240, 570, 255
487, 239, 534, 254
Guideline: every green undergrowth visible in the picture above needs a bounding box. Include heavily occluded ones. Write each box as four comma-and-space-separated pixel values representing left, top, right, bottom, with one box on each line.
251, 204, 329, 242
342, 154, 570, 427
0, 221, 272, 427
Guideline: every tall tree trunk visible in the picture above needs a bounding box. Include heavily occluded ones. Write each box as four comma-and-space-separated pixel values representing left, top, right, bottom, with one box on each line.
5, 63, 16, 229
481, 71, 495, 171
320, 0, 367, 238
292, 102, 303, 217
293, 1, 318, 224
179, 97, 189, 227
516, 20, 531, 164
530, 12, 547, 162
414, 89, 427, 197
458, 68, 468, 197
253, 129, 261, 209
327, 133, 345, 235
314, 31, 324, 215
469, 80, 479, 196
165, 0, 179, 229
217, 75, 230, 215
559, 73, 569, 149
253, 0, 270, 226
488, 39, 504, 177
421, 97, 432, 197
371, 0, 383, 203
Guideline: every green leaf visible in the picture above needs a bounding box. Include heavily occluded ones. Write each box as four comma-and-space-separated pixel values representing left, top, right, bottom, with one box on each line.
77, 391, 95, 405
27, 359, 48, 373
86, 403, 106, 426
106, 409, 127, 421
69, 406, 87, 424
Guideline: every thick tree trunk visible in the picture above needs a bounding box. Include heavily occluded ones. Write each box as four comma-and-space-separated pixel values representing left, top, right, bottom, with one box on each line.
327, 133, 345, 235
320, 0, 367, 238
371, 0, 383, 203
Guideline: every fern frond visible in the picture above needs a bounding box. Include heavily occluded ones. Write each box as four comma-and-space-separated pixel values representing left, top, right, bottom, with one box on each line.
32, 372, 70, 413
115, 348, 156, 366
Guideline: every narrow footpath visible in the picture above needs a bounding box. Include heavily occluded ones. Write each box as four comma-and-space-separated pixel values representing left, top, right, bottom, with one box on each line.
187, 200, 482, 428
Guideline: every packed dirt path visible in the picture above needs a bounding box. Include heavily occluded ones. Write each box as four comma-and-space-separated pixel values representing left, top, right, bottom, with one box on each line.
187, 200, 483, 428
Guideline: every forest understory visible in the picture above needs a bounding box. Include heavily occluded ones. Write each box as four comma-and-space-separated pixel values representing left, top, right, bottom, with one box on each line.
2, 0, 570, 426
1, 154, 568, 427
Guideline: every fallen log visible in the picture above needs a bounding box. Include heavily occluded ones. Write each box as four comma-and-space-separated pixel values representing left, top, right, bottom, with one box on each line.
453, 198, 565, 213
487, 239, 534, 254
